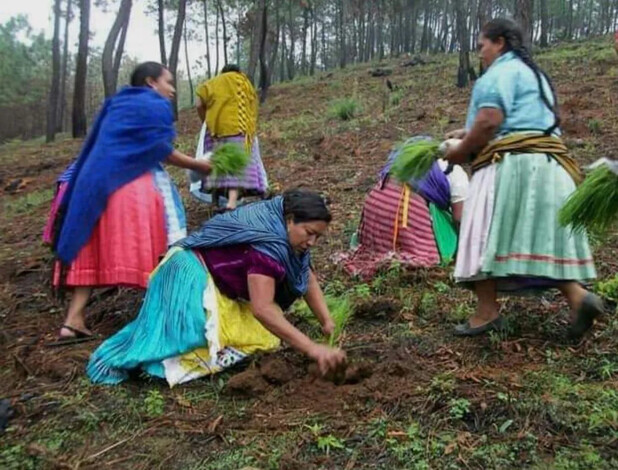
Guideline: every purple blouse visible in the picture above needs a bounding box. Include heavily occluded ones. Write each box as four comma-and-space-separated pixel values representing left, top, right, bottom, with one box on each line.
196, 244, 286, 301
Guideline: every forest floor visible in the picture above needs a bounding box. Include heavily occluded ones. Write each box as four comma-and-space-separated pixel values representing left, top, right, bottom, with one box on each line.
1, 38, 618, 470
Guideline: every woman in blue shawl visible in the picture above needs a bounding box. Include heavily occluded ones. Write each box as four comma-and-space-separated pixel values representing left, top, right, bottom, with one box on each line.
87, 189, 347, 386
50, 62, 212, 342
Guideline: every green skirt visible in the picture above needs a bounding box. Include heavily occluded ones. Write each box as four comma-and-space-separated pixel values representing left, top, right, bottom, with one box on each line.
455, 153, 596, 291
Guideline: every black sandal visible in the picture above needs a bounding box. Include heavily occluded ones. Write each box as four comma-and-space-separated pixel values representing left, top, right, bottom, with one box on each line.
45, 325, 97, 347
453, 316, 505, 337
568, 293, 604, 340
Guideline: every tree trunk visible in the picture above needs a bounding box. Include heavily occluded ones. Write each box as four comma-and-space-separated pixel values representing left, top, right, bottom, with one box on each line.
420, 0, 430, 52
287, 0, 296, 80
455, 0, 471, 87
321, 12, 327, 69
539, 0, 549, 47
57, 0, 73, 133
247, 8, 260, 82
258, 0, 269, 103
157, 0, 167, 66
102, 0, 132, 97
377, 0, 384, 59
338, 0, 346, 68
183, 17, 194, 106
237, 7, 241, 64
514, 0, 534, 49
72, 0, 90, 138
280, 11, 287, 82
216, 0, 228, 65
410, 1, 419, 52
309, 4, 318, 75
47, 0, 62, 142
301, 4, 309, 74
215, 4, 220, 73
203, 0, 211, 78
268, 0, 281, 84
112, 14, 129, 90
168, 0, 187, 119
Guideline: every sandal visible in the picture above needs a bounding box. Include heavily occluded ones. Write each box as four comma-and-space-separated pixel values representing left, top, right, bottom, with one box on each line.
45, 325, 97, 347
568, 293, 604, 340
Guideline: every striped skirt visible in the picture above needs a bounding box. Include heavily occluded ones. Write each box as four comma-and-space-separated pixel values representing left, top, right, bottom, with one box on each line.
341, 179, 440, 278
201, 130, 268, 194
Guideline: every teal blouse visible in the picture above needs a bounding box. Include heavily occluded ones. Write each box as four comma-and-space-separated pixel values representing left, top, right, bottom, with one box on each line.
465, 51, 560, 136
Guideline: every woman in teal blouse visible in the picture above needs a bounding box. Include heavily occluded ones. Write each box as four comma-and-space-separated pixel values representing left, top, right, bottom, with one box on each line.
444, 18, 603, 339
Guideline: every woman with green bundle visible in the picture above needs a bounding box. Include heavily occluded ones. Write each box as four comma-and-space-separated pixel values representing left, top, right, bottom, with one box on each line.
444, 19, 603, 339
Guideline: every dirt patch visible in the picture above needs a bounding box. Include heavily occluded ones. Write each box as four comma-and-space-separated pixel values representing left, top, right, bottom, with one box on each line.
226, 367, 270, 397
260, 357, 298, 385
355, 299, 401, 320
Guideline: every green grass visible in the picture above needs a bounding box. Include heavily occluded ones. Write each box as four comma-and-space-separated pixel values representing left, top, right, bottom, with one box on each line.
329, 97, 362, 121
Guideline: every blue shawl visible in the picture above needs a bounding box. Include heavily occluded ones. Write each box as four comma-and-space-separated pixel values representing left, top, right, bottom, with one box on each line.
176, 197, 311, 308
55, 87, 175, 264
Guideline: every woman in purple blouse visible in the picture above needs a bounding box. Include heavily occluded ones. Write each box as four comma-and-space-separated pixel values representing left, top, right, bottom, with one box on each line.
88, 190, 347, 386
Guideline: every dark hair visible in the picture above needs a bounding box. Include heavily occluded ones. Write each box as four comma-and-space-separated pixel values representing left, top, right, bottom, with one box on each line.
130, 62, 167, 87
481, 18, 560, 135
221, 63, 241, 74
283, 189, 332, 224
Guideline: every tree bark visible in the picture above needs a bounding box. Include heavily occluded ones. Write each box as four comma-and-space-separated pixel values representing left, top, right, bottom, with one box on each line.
72, 0, 90, 138
539, 0, 549, 47
203, 0, 211, 78
102, 0, 132, 97
455, 0, 471, 87
287, 0, 296, 79
247, 7, 260, 82
258, 0, 269, 103
47, 0, 62, 142
268, 0, 281, 84
216, 0, 228, 65
514, 0, 534, 49
168, 0, 187, 119
157, 0, 167, 66
309, 3, 318, 75
215, 3, 220, 73
57, 0, 73, 133
183, 17, 194, 106
301, 4, 309, 74
338, 0, 346, 68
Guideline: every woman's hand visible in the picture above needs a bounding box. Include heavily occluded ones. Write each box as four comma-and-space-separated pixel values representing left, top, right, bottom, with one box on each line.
167, 149, 211, 174
309, 344, 347, 376
445, 128, 467, 140
194, 159, 212, 174
321, 318, 336, 337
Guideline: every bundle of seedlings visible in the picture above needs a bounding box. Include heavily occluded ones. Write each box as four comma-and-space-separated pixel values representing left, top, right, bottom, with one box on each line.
391, 139, 441, 182
559, 161, 618, 234
210, 143, 251, 177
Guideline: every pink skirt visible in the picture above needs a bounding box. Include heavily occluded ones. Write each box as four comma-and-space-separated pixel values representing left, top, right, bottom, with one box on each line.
53, 172, 168, 289
341, 180, 440, 278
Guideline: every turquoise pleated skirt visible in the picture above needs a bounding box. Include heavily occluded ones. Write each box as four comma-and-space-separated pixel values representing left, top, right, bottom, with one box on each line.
455, 152, 596, 291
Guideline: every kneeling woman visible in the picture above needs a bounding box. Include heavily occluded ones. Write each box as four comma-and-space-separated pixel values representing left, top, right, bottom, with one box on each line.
88, 190, 346, 385
342, 136, 469, 278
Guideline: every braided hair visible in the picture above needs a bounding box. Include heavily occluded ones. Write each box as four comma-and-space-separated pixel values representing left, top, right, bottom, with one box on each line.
482, 18, 560, 135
